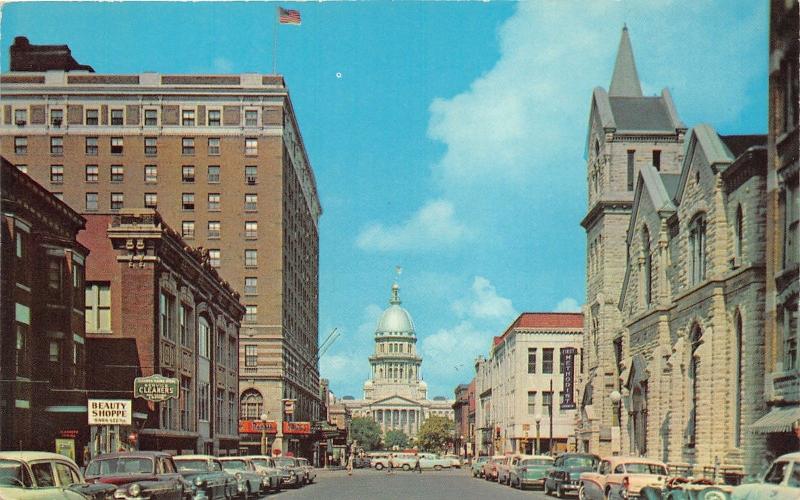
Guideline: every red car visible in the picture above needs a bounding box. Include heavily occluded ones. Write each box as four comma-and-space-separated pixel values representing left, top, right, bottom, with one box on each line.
85, 451, 191, 499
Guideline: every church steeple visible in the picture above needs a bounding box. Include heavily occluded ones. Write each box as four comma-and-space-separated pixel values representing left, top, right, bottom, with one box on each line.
609, 25, 643, 97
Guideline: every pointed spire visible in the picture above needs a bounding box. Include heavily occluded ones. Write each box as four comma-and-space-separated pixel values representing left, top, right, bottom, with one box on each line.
390, 282, 401, 305
609, 25, 643, 97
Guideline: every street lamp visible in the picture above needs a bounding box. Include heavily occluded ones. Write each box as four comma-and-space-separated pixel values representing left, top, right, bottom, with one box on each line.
260, 412, 269, 455
610, 390, 622, 426
534, 413, 542, 455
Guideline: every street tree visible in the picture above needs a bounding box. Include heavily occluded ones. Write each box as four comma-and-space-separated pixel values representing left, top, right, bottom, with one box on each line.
416, 415, 454, 453
349, 417, 382, 451
384, 429, 409, 450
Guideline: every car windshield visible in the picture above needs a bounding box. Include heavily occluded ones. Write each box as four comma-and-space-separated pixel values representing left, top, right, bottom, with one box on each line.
221, 460, 247, 471
564, 457, 598, 468
274, 458, 295, 467
522, 459, 553, 466
251, 459, 272, 468
764, 461, 788, 484
0, 460, 30, 487
86, 457, 154, 475
174, 460, 208, 473
475, 457, 489, 463
624, 463, 667, 475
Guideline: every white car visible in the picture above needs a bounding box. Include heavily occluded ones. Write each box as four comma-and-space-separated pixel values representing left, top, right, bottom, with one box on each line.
0, 451, 116, 499
732, 452, 800, 500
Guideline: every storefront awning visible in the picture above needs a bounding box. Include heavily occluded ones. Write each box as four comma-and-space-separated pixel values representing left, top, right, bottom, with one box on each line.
750, 406, 800, 433
45, 405, 87, 413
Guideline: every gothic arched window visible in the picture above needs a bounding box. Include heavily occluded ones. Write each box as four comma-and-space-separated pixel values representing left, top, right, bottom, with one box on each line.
688, 324, 703, 447
642, 226, 652, 306
734, 204, 744, 262
240, 389, 263, 419
689, 214, 707, 285
734, 311, 743, 448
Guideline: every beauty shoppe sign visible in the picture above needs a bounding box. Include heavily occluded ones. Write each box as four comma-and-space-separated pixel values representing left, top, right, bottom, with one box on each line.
238, 420, 311, 435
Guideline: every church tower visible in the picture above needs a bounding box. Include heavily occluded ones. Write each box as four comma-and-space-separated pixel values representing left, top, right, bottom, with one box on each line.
577, 27, 686, 455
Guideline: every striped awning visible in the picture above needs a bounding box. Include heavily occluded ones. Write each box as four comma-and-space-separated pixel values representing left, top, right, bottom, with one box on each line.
750, 406, 800, 433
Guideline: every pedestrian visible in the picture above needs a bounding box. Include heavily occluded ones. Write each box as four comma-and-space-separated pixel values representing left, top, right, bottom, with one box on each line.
347, 453, 354, 476
387, 453, 394, 475
413, 452, 422, 474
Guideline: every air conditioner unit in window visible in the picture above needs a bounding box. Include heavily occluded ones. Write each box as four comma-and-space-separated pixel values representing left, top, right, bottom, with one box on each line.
15, 120, 26, 126
52, 118, 62, 127
246, 176, 257, 185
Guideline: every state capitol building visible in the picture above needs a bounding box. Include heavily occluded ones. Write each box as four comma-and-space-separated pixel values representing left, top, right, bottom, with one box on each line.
342, 283, 454, 437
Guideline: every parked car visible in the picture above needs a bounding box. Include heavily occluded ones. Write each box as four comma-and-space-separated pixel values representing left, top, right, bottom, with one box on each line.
272, 456, 303, 488
389, 453, 417, 471
471, 456, 490, 478
579, 456, 668, 500
543, 452, 600, 497
293, 457, 316, 484
172, 455, 237, 500
496, 455, 514, 484
369, 453, 390, 470
443, 454, 463, 469
0, 451, 117, 500
419, 453, 452, 471
732, 452, 800, 500
217, 457, 266, 499
245, 456, 282, 492
510, 455, 554, 490
483, 455, 505, 481
84, 451, 190, 499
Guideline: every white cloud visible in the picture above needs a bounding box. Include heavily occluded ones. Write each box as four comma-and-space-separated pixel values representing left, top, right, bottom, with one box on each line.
355, 199, 470, 252
453, 276, 517, 321
420, 321, 493, 381
555, 297, 582, 313
212, 57, 233, 73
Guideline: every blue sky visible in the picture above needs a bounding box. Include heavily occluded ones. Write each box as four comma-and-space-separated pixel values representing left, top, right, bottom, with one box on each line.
2, 1, 768, 399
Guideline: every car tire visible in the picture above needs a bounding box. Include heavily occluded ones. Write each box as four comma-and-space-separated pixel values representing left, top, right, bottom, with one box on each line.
375, 463, 384, 470
402, 464, 410, 471
578, 484, 587, 500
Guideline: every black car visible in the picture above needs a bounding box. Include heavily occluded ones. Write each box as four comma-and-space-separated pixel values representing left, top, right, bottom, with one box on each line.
543, 453, 600, 498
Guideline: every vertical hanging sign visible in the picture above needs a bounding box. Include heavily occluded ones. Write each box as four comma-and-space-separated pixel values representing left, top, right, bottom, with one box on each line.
560, 348, 577, 410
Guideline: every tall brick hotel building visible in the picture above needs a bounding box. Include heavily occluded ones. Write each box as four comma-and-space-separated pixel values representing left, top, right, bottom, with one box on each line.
1, 37, 322, 456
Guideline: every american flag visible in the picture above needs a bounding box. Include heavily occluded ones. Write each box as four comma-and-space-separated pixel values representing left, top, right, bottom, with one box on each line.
278, 7, 301, 25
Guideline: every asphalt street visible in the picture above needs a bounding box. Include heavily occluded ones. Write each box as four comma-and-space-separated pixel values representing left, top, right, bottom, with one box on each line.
262, 468, 553, 500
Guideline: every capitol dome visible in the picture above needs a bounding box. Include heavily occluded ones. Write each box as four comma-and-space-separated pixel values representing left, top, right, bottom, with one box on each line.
375, 283, 415, 336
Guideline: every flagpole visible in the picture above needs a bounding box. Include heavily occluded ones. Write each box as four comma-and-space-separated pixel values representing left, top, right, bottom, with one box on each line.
272, 6, 279, 74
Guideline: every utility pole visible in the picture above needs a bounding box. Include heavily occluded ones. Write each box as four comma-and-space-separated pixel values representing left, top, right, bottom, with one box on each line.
549, 378, 554, 454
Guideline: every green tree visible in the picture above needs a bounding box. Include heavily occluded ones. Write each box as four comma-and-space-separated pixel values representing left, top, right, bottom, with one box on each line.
416, 415, 454, 453
384, 429, 409, 450
349, 417, 382, 451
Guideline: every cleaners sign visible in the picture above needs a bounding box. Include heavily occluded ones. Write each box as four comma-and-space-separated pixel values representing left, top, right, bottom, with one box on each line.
88, 399, 132, 425
134, 374, 179, 402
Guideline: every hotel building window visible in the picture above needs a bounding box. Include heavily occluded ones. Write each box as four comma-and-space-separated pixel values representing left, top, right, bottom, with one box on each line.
245, 110, 258, 127
182, 193, 195, 211
245, 221, 258, 239
110, 109, 124, 125
208, 249, 221, 268
207, 221, 221, 239
50, 165, 64, 183
110, 193, 124, 210
182, 221, 195, 239
245, 137, 258, 155
85, 137, 98, 156
110, 137, 123, 154
85, 193, 98, 211
85, 282, 111, 333
144, 137, 157, 156
14, 109, 27, 125
208, 193, 221, 211
208, 165, 220, 183
14, 137, 27, 154
144, 109, 158, 126
244, 277, 257, 295
245, 305, 258, 323
182, 165, 195, 183
208, 137, 221, 155
86, 109, 99, 125
244, 249, 257, 267
182, 137, 195, 155
244, 193, 257, 211
144, 193, 157, 208
85, 165, 98, 183
110, 165, 124, 183
144, 165, 158, 183
245, 165, 257, 184
50, 137, 63, 155
50, 108, 63, 127
245, 345, 258, 367
182, 109, 195, 126
208, 109, 221, 126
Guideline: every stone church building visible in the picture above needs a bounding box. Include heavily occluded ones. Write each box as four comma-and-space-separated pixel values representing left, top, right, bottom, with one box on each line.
577, 27, 769, 475
343, 283, 454, 439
